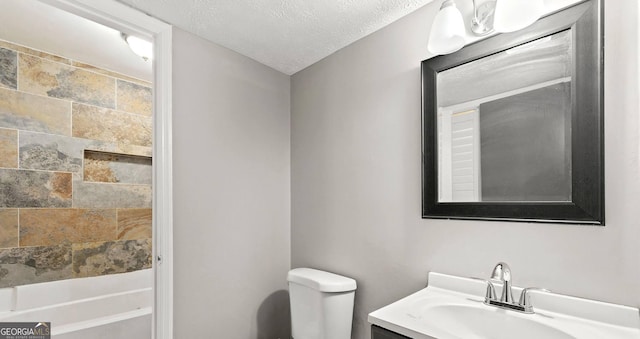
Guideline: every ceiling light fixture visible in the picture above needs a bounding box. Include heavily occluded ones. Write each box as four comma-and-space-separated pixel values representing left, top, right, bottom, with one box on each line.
428, 0, 544, 56
122, 33, 153, 61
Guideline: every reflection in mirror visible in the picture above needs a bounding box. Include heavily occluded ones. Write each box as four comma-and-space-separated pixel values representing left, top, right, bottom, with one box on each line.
436, 30, 572, 202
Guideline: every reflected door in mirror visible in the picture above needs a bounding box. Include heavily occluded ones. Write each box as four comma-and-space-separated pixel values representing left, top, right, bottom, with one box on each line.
436, 31, 572, 203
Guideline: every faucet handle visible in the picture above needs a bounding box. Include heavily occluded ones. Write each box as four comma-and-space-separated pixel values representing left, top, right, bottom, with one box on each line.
518, 287, 550, 313
484, 280, 497, 302
470, 277, 497, 302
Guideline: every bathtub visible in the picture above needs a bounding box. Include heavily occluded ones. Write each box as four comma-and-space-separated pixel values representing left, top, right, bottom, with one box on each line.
0, 269, 152, 338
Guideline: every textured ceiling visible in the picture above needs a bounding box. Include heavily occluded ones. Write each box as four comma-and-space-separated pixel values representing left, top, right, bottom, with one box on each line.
116, 0, 433, 75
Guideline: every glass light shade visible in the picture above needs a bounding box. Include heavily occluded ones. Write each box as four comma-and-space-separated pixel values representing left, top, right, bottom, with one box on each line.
493, 0, 544, 33
428, 1, 466, 55
125, 35, 153, 61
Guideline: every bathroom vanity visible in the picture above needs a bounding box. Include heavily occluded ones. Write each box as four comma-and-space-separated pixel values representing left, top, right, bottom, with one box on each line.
368, 270, 640, 339
372, 325, 413, 339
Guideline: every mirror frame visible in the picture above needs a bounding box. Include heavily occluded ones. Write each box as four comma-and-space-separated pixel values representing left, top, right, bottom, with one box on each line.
421, 0, 604, 225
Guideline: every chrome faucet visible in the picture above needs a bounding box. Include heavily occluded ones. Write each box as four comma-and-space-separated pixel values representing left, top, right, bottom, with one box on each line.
480, 262, 549, 314
490, 262, 514, 303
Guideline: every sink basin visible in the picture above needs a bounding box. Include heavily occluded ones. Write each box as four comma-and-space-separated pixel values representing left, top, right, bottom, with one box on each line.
368, 272, 640, 339
420, 304, 573, 339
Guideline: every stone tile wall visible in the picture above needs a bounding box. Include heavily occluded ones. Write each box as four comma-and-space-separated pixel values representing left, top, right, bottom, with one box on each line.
0, 39, 152, 288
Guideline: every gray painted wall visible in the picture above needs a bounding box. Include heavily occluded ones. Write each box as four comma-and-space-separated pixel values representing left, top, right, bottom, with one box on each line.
291, 2, 640, 339
172, 28, 291, 338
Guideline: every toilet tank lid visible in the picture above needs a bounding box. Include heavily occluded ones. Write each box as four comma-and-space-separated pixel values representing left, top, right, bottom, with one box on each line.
287, 268, 357, 292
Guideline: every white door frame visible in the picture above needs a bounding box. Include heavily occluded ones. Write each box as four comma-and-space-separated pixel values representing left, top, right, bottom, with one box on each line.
37, 1, 174, 338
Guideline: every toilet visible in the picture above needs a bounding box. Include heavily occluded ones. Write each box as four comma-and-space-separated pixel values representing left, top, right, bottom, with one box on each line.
287, 268, 357, 339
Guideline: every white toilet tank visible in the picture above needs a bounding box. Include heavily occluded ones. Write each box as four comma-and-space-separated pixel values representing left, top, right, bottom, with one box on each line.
287, 268, 357, 339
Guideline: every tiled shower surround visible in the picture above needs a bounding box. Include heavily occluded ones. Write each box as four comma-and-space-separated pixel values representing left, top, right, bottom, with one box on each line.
0, 39, 152, 288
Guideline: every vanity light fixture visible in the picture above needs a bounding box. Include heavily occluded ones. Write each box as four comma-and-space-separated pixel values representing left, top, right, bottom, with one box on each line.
428, 0, 545, 55
122, 33, 153, 61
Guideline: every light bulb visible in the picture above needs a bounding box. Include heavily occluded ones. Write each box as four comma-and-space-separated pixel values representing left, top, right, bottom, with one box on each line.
125, 35, 153, 61
428, 0, 466, 55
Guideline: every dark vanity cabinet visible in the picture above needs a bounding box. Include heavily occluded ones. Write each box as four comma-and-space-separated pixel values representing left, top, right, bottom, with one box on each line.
371, 325, 412, 339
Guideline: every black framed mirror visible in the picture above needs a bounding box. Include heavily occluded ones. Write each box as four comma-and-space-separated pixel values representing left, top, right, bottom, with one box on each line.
421, 0, 603, 224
